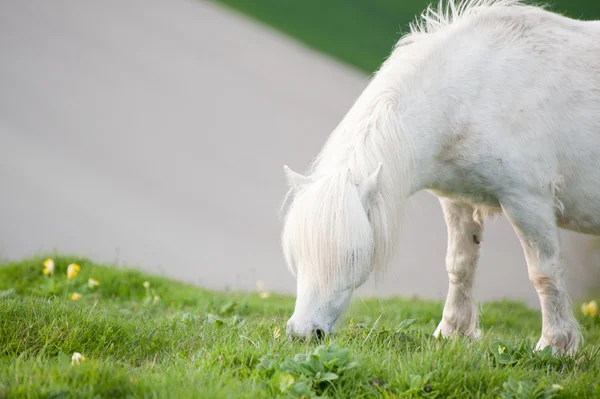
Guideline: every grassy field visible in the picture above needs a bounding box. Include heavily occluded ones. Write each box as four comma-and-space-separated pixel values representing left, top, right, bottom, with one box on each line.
212, 0, 600, 73
1, 255, 599, 398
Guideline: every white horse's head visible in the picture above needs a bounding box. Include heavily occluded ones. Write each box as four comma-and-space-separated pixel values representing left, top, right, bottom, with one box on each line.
281, 163, 383, 340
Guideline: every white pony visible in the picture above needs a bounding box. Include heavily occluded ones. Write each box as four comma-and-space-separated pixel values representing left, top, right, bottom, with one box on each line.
280, 0, 600, 355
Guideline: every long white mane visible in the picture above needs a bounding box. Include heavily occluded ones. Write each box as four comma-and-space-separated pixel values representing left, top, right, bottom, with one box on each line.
280, 0, 535, 298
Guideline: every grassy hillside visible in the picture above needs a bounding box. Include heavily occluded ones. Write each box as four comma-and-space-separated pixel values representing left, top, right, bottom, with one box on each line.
1, 255, 600, 397
212, 0, 600, 73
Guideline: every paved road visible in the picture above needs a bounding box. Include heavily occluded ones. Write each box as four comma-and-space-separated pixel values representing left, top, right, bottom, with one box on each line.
1, 0, 598, 307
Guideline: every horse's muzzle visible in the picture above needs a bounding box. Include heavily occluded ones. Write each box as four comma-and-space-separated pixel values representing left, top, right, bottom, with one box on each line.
286, 320, 328, 342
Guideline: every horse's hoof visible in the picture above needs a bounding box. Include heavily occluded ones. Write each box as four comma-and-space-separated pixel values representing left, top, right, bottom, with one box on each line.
534, 333, 580, 357
433, 319, 481, 341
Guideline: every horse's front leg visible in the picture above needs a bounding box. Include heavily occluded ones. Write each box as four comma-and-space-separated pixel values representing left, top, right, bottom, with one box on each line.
434, 198, 483, 341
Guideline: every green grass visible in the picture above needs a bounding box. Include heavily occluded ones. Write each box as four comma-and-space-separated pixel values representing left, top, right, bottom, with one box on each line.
1, 255, 600, 398
211, 0, 600, 74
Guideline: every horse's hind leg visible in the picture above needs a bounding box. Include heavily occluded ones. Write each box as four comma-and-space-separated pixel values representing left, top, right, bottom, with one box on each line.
501, 196, 582, 355
434, 198, 483, 341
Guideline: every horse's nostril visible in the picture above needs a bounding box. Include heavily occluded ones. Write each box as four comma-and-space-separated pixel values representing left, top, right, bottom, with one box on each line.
314, 329, 325, 340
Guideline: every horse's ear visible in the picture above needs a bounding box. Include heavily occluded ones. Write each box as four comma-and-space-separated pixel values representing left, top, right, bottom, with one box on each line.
358, 163, 383, 205
284, 165, 312, 190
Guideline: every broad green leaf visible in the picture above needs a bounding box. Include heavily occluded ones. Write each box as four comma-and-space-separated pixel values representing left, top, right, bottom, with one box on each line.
276, 372, 296, 392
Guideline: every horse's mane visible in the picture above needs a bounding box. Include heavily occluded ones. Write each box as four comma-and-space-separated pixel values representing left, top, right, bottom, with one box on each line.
280, 0, 533, 298
402, 0, 528, 45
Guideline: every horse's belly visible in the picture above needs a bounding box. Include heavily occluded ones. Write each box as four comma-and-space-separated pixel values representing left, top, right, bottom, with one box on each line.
556, 190, 600, 235
429, 186, 600, 236
427, 188, 502, 210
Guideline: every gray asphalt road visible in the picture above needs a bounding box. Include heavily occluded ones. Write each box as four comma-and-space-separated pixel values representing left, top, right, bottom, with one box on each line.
1, 0, 598, 307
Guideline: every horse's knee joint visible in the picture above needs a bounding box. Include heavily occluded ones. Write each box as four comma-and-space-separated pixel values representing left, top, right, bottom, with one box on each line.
529, 272, 559, 295
447, 269, 474, 287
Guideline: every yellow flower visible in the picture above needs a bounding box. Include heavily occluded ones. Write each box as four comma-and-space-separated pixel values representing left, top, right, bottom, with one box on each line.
88, 278, 100, 289
143, 281, 151, 289
260, 292, 271, 299
581, 300, 598, 317
552, 384, 564, 391
71, 292, 82, 301
273, 327, 281, 339
42, 258, 54, 276
71, 352, 86, 365
67, 263, 81, 279
498, 345, 507, 354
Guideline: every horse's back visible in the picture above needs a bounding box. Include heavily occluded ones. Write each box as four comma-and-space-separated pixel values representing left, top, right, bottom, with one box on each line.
456, 5, 600, 151
428, 5, 600, 233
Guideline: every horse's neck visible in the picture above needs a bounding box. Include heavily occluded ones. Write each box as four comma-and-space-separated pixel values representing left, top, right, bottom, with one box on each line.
311, 51, 446, 201
357, 73, 441, 198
